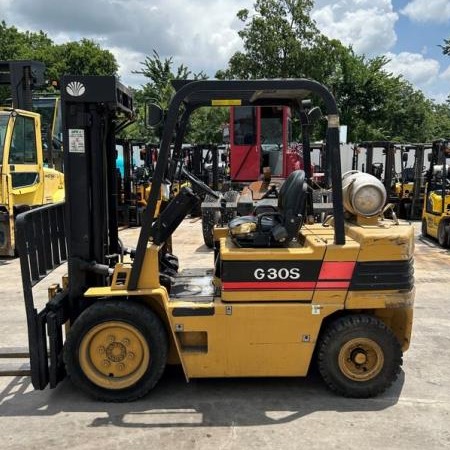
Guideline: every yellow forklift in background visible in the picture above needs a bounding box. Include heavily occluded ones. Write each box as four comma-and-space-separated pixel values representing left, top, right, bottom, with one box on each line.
0, 61, 64, 256
421, 139, 450, 247
32, 94, 63, 170
17, 77, 415, 402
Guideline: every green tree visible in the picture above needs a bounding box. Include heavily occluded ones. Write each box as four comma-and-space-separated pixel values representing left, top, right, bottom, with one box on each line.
441, 37, 450, 56
0, 22, 117, 104
217, 0, 318, 79
0, 20, 53, 60
131, 50, 228, 143
49, 39, 117, 81
134, 50, 206, 111
431, 102, 450, 137
218, 1, 442, 143
187, 107, 229, 144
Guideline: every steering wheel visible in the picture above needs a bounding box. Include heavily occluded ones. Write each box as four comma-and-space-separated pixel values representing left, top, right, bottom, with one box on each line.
181, 167, 220, 199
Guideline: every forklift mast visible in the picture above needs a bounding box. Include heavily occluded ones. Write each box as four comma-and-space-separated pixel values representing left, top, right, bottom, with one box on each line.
426, 139, 449, 197
358, 141, 398, 199
407, 143, 431, 220
0, 60, 45, 110
60, 76, 133, 314
16, 75, 133, 390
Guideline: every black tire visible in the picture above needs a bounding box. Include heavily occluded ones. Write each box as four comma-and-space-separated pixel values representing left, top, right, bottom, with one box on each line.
438, 221, 450, 248
202, 206, 219, 248
222, 190, 239, 223
421, 218, 428, 237
317, 314, 402, 398
64, 300, 168, 402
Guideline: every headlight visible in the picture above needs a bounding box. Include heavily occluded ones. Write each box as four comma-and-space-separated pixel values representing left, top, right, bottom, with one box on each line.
342, 171, 387, 217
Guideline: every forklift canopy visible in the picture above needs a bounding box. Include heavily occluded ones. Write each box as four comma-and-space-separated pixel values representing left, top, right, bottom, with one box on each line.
129, 79, 344, 290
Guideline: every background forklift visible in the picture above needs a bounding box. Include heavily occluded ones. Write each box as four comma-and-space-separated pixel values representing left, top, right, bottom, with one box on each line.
18, 77, 415, 402
32, 93, 64, 171
421, 139, 450, 247
354, 141, 398, 193
396, 143, 432, 220
0, 60, 64, 256
353, 141, 434, 220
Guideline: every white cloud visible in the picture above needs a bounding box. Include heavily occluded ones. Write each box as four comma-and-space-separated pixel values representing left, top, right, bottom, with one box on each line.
312, 0, 398, 56
440, 65, 450, 81
401, 0, 450, 23
1, 0, 252, 82
1, 0, 448, 102
109, 47, 147, 88
383, 52, 450, 103
383, 52, 440, 85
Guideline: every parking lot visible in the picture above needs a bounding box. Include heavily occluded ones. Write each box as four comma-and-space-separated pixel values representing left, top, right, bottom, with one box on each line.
0, 219, 449, 450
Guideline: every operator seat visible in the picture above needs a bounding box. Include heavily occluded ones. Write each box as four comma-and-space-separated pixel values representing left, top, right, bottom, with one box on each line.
228, 170, 307, 247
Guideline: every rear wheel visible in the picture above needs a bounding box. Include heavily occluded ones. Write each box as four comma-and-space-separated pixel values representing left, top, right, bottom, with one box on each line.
317, 314, 402, 398
64, 300, 168, 402
438, 221, 450, 248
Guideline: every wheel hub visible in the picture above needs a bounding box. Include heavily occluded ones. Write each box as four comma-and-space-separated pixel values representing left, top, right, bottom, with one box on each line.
106, 342, 127, 362
352, 350, 367, 365
338, 338, 384, 382
79, 321, 150, 390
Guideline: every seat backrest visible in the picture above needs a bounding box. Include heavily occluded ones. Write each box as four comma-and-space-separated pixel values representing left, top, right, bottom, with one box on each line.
278, 169, 306, 211
277, 170, 307, 239
402, 167, 415, 183
228, 170, 306, 248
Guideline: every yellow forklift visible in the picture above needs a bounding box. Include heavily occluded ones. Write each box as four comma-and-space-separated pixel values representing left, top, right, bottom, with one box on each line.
421, 139, 450, 247
0, 61, 64, 256
17, 77, 415, 401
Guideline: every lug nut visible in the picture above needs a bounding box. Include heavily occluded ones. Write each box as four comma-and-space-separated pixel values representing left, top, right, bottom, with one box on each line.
122, 338, 130, 346
127, 352, 135, 360
117, 363, 125, 371
107, 335, 116, 343
102, 359, 111, 367
97, 346, 105, 354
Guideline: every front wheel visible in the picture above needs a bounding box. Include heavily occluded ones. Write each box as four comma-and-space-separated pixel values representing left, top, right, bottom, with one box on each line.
438, 221, 450, 248
421, 218, 428, 237
64, 300, 168, 402
317, 314, 402, 398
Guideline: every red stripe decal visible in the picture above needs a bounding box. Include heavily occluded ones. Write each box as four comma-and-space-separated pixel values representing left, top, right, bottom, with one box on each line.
316, 281, 350, 289
319, 261, 355, 280
222, 281, 316, 290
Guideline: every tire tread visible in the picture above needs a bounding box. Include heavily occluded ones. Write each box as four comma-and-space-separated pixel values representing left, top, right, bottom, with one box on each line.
317, 314, 402, 398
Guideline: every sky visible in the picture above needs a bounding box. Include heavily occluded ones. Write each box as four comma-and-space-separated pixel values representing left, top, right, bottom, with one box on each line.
0, 0, 449, 103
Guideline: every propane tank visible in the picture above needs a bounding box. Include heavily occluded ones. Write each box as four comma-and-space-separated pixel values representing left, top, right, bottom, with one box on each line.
342, 170, 387, 217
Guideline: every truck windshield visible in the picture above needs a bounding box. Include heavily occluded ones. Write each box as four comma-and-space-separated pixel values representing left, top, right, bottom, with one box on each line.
33, 97, 60, 140
260, 107, 283, 149
0, 114, 9, 164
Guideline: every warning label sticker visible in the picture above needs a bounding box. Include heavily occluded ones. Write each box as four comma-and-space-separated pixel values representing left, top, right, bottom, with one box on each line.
68, 129, 85, 153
